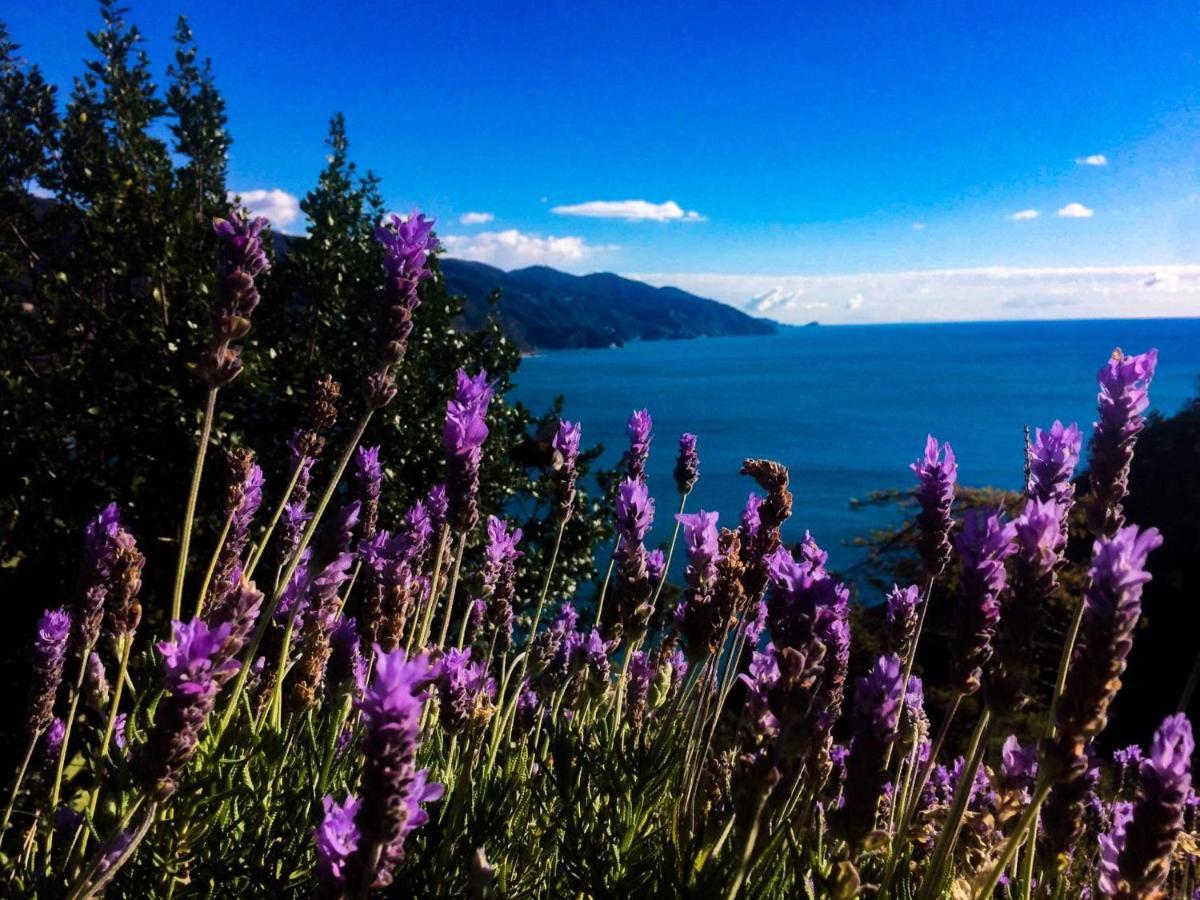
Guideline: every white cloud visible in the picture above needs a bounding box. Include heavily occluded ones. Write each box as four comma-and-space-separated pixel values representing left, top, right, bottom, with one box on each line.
229, 188, 300, 231
1009, 209, 1040, 221
441, 229, 611, 269
1057, 202, 1094, 218
625, 265, 1200, 325
911, 222, 927, 231
1076, 154, 1108, 166
458, 211, 494, 225
551, 199, 706, 222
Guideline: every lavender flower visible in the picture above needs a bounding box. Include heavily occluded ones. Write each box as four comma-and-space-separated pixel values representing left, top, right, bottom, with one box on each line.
840, 654, 904, 849
328, 617, 365, 696
39, 717, 66, 778
26, 607, 71, 734
208, 576, 263, 682
344, 649, 443, 890
436, 648, 496, 735
84, 651, 109, 713
1087, 348, 1157, 538
998, 735, 1039, 795
1044, 524, 1162, 783
475, 516, 523, 652
626, 650, 655, 732
674, 432, 699, 495
365, 210, 438, 407
885, 583, 921, 659
738, 460, 793, 601
989, 498, 1064, 709
444, 369, 493, 534
515, 680, 543, 734
646, 549, 666, 587
605, 479, 657, 641
1027, 420, 1082, 534
352, 445, 384, 545
145, 619, 239, 800
205, 449, 264, 614
577, 629, 612, 700
624, 408, 653, 480
552, 419, 582, 523
77, 503, 122, 655
315, 794, 361, 897
677, 527, 744, 663
1102, 713, 1193, 898
950, 510, 1016, 696
200, 211, 270, 385
911, 435, 957, 577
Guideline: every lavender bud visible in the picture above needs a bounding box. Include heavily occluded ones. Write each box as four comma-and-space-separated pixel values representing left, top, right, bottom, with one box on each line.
26, 608, 71, 734
674, 432, 699, 495
1087, 348, 1157, 538
910, 435, 957, 577
623, 409, 652, 480
950, 510, 1016, 696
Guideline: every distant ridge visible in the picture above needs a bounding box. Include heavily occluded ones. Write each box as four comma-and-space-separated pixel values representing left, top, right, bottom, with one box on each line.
441, 258, 777, 351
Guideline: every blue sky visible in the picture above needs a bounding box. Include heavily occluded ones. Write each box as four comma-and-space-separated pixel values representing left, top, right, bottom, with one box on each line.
9, 1, 1200, 322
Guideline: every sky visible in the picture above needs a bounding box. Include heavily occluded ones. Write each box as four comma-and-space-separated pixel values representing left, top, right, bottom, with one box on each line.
9, 0, 1200, 323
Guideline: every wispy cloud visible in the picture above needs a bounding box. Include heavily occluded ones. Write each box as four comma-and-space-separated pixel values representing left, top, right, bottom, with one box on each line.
1075, 154, 1108, 166
626, 265, 1200, 325
441, 229, 611, 269
229, 188, 300, 231
911, 222, 927, 231
551, 199, 706, 222
1009, 209, 1040, 221
458, 211, 494, 225
1057, 202, 1094, 218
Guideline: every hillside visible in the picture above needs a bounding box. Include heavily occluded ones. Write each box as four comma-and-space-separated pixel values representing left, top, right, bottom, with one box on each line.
441, 258, 777, 351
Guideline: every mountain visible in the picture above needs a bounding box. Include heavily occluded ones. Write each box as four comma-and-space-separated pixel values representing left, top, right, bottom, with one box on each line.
440, 259, 777, 351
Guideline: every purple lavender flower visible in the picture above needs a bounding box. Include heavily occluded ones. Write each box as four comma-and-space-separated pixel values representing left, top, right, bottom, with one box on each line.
998, 735, 1039, 795
885, 583, 921, 659
624, 409, 653, 480
1098, 801, 1133, 899
348, 648, 443, 890
515, 680, 543, 734
615, 478, 655, 543
444, 369, 493, 534
84, 651, 109, 713
626, 650, 655, 731
328, 617, 365, 696
605, 479, 657, 641
26, 607, 71, 733
1102, 713, 1193, 898
315, 794, 361, 897
206, 450, 264, 614
841, 654, 904, 849
1114, 744, 1144, 799
436, 648, 496, 735
1044, 524, 1162, 783
201, 211, 270, 385
674, 432, 699, 495
1087, 348, 1157, 538
76, 503, 122, 655
352, 445, 384, 545
145, 619, 238, 800
552, 419, 582, 523
365, 211, 438, 408
990, 497, 1064, 708
577, 629, 612, 700
911, 435, 957, 577
950, 510, 1016, 696
474, 516, 523, 652
39, 717, 66, 778
646, 549, 666, 586
676, 510, 721, 587
1027, 419, 1082, 534
739, 492, 763, 544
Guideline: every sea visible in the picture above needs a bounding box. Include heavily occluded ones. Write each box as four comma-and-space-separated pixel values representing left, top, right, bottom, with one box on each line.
510, 318, 1200, 593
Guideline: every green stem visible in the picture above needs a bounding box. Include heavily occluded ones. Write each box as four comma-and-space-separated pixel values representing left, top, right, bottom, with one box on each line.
244, 454, 307, 581
68, 800, 157, 900
917, 708, 991, 900
411, 525, 451, 652
215, 410, 373, 744
891, 690, 963, 864
172, 386, 218, 623
436, 534, 466, 649
0, 731, 40, 846
194, 511, 233, 619
1047, 590, 1087, 737
975, 780, 1051, 900
650, 493, 689, 608
46, 650, 90, 858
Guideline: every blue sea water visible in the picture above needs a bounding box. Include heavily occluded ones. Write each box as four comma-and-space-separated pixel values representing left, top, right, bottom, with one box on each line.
510, 319, 1200, 588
